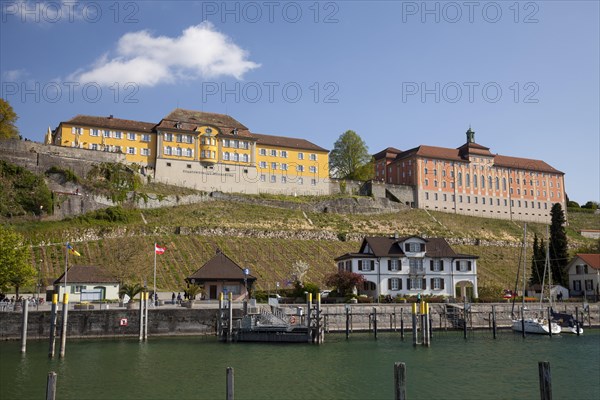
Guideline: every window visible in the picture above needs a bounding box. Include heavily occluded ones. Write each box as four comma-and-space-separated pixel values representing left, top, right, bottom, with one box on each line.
309, 166, 317, 173
70, 285, 85, 294
310, 154, 317, 161
455, 260, 473, 272
573, 280, 581, 291
431, 259, 444, 272
186, 164, 192, 169
281, 163, 288, 171
233, 140, 239, 148
186, 148, 192, 157
176, 147, 182, 156
474, 174, 478, 188
425, 179, 429, 186
409, 278, 423, 290
242, 154, 249, 162
271, 162, 277, 170
409, 258, 424, 273
141, 134, 150, 142
424, 168, 429, 175
298, 177, 303, 185
260, 174, 266, 182
281, 176, 287, 184
127, 132, 136, 140
90, 129, 99, 137
298, 152, 304, 160
259, 161, 267, 168
270, 175, 276, 183
281, 150, 288, 158
389, 278, 401, 291
259, 148, 266, 155
458, 172, 462, 186
270, 149, 277, 156
90, 143, 98, 151
73, 127, 82, 135
311, 178, 317, 186
127, 147, 136, 155
585, 280, 593, 291
176, 134, 183, 143
358, 260, 375, 271
297, 165, 304, 172
223, 152, 230, 161
576, 265, 588, 274
432, 278, 444, 290
425, 192, 429, 200
103, 130, 111, 138
141, 148, 150, 156
502, 178, 507, 191
164, 133, 173, 142
233, 153, 239, 162
466, 173, 470, 187
165, 146, 172, 155
388, 259, 400, 271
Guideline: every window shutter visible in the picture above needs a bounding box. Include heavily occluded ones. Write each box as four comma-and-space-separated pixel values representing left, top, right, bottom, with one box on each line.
72, 127, 75, 134
358, 260, 362, 271
388, 260, 392, 271
440, 260, 444, 271
441, 279, 445, 290
405, 243, 410, 251
456, 261, 460, 271
430, 278, 434, 289
370, 260, 375, 270
430, 260, 434, 271
420, 243, 425, 252
399, 279, 402, 290
407, 278, 412, 290
388, 279, 392, 290
468, 261, 472, 271
422, 278, 426, 290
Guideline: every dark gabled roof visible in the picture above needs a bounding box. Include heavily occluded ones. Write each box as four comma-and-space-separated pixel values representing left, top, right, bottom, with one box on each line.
351, 236, 477, 259
53, 265, 119, 285
251, 132, 328, 152
156, 109, 251, 136
373, 147, 402, 160
63, 115, 156, 132
186, 251, 257, 281
334, 252, 376, 261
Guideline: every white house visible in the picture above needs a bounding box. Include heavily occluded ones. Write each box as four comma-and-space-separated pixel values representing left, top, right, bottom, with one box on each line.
53, 265, 120, 302
566, 254, 600, 300
334, 235, 478, 300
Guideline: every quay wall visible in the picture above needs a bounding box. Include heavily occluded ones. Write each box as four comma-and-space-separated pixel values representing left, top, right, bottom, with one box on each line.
1, 303, 597, 340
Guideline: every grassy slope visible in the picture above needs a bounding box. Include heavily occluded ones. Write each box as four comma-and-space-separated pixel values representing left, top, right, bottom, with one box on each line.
13, 198, 600, 293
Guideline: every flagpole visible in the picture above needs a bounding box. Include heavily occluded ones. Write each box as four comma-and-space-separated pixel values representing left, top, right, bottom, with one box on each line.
153, 242, 157, 307
64, 243, 69, 297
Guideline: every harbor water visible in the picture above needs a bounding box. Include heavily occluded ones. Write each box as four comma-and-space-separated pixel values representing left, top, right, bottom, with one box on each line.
1, 330, 599, 400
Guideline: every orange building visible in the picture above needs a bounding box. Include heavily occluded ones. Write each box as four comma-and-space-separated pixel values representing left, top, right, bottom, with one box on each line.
374, 128, 566, 223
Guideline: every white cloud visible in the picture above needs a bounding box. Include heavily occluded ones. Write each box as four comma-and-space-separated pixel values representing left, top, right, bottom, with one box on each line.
68, 22, 261, 87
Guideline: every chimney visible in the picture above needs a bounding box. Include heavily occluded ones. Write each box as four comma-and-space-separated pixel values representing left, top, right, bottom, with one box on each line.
108, 115, 113, 119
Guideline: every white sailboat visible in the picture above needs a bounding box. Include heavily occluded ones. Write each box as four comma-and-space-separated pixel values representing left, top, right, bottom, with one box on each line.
511, 224, 561, 335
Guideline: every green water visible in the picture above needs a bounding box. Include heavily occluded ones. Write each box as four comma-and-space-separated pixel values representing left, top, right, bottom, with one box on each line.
1, 330, 599, 400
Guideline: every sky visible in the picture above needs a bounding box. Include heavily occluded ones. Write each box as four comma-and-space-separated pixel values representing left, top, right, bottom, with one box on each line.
1, 0, 598, 204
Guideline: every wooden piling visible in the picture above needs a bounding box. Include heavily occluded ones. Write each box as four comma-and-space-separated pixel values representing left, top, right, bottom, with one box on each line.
218, 292, 223, 339
46, 371, 57, 400
306, 293, 312, 343
345, 306, 350, 340
575, 307, 580, 337
538, 361, 552, 400
226, 367, 234, 400
400, 307, 404, 340
373, 307, 378, 340
139, 292, 144, 341
547, 308, 552, 337
59, 293, 69, 358
394, 362, 407, 400
227, 292, 233, 342
144, 292, 149, 340
492, 305, 497, 339
48, 294, 58, 358
20, 298, 29, 353
463, 300, 468, 340
316, 293, 322, 344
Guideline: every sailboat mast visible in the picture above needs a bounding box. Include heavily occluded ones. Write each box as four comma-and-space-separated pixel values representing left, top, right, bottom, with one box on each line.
523, 223, 527, 307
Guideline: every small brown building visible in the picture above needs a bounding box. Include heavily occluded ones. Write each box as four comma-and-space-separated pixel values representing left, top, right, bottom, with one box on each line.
186, 250, 257, 300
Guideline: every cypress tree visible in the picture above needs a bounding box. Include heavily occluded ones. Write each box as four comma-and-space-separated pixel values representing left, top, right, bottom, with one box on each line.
549, 203, 569, 286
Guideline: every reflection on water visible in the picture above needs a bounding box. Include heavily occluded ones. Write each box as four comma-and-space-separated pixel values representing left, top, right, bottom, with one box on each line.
1, 330, 599, 400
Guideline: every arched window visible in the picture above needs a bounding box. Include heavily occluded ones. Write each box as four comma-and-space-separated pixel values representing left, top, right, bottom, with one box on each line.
495, 177, 500, 190
466, 173, 470, 187
481, 175, 485, 188
458, 172, 463, 186
502, 177, 507, 191
474, 174, 478, 188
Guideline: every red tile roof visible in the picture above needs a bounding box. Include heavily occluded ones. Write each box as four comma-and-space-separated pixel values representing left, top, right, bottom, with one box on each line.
64, 115, 156, 132
576, 254, 600, 270
156, 109, 251, 137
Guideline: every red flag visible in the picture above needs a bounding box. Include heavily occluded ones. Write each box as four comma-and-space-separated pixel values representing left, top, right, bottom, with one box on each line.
155, 244, 166, 255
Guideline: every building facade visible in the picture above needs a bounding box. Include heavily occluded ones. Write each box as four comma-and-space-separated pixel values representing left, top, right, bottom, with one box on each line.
373, 128, 566, 223
334, 236, 478, 300
52, 109, 329, 195
566, 254, 600, 299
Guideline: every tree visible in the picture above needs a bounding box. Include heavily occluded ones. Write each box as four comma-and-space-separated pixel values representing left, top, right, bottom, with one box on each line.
0, 99, 19, 139
529, 234, 546, 286
119, 283, 143, 301
582, 201, 599, 210
549, 203, 569, 286
325, 270, 365, 296
0, 226, 36, 298
329, 130, 371, 180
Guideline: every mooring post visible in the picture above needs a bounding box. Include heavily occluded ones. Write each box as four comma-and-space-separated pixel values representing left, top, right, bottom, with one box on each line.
521, 306, 526, 338
400, 307, 404, 339
463, 300, 468, 340
423, 302, 430, 346
218, 292, 223, 338
59, 293, 69, 358
575, 307, 580, 337
345, 305, 350, 340
139, 292, 144, 341
394, 362, 407, 400
411, 303, 418, 346
547, 308, 552, 337
20, 298, 29, 353
316, 292, 322, 344
144, 292, 149, 340
226, 367, 234, 400
228, 292, 233, 343
306, 292, 312, 343
428, 305, 433, 342
538, 361, 552, 400
46, 371, 57, 400
492, 305, 497, 339
373, 307, 378, 340
48, 293, 58, 358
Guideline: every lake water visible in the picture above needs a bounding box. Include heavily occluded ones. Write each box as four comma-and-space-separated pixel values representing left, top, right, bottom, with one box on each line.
1, 330, 599, 400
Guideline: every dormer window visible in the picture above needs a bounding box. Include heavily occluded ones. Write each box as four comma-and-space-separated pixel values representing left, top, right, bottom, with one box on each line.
404, 242, 425, 252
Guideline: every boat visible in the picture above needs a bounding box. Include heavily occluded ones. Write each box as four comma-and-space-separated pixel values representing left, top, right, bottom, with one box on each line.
551, 308, 583, 334
511, 224, 561, 335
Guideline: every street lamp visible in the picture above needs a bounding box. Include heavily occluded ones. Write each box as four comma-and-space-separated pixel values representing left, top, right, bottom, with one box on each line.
243, 268, 249, 299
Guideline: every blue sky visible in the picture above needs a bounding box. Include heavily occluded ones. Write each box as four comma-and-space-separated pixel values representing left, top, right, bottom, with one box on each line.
1, 1, 598, 204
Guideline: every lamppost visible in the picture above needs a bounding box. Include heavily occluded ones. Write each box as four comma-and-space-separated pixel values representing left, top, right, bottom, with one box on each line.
243, 268, 249, 299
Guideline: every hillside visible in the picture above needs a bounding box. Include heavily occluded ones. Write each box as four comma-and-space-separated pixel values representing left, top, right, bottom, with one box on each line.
10, 196, 599, 295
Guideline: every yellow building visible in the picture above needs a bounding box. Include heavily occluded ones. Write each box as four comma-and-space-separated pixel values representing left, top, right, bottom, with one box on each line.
52, 115, 157, 167
52, 109, 330, 195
